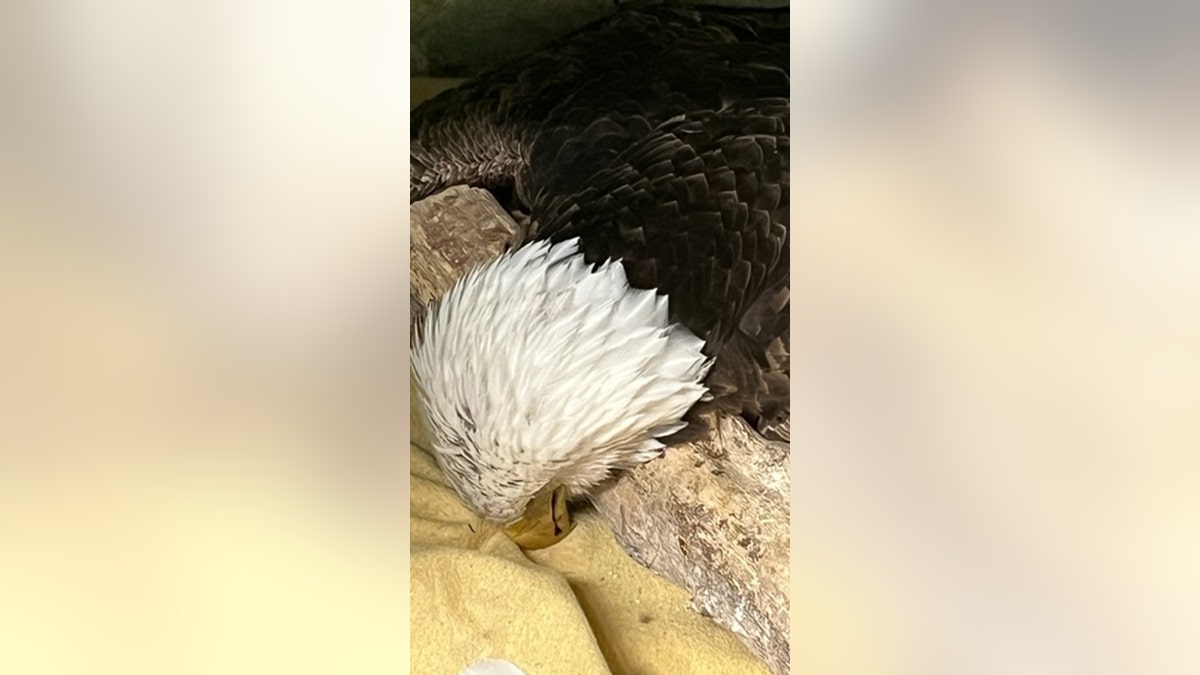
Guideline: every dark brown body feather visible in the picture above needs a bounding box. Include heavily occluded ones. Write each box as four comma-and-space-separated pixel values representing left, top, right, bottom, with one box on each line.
411, 5, 790, 438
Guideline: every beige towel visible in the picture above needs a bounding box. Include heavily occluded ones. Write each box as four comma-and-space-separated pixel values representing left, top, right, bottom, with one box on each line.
409, 378, 771, 675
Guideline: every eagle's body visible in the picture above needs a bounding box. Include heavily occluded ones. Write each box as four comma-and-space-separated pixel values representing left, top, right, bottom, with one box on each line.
411, 6, 789, 532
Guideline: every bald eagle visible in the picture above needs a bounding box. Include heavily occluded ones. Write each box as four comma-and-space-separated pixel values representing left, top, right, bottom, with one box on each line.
411, 5, 789, 548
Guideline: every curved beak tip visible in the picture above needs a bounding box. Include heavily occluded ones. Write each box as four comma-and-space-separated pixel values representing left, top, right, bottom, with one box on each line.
503, 484, 576, 550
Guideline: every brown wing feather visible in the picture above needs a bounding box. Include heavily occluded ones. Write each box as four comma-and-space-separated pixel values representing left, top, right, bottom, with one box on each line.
529, 109, 788, 359
410, 5, 790, 432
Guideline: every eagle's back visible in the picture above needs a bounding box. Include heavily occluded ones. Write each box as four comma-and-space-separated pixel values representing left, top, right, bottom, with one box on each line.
411, 6, 790, 436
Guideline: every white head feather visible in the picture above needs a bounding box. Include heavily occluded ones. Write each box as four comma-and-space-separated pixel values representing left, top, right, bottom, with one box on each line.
411, 237, 711, 524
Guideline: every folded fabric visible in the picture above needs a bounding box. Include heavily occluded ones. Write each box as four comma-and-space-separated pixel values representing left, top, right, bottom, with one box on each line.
410, 376, 771, 675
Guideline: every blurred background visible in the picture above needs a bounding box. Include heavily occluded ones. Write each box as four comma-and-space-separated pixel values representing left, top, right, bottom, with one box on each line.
3, 0, 1200, 673
788, 1, 1200, 674
1, 1, 408, 673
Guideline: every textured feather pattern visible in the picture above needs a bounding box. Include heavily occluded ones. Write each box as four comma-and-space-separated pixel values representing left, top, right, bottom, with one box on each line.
412, 238, 712, 523
411, 6, 790, 435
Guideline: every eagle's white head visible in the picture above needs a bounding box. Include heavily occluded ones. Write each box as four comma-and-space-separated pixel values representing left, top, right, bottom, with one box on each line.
411, 237, 711, 546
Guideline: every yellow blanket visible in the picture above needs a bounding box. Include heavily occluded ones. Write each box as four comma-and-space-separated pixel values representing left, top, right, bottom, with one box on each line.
409, 378, 771, 675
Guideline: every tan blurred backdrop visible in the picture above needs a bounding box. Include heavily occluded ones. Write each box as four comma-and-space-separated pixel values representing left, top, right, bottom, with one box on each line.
790, 2, 1200, 673
1, 2, 409, 673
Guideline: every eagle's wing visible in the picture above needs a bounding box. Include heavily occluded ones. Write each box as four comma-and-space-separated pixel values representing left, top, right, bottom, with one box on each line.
526, 107, 788, 354
410, 6, 791, 433
410, 7, 788, 204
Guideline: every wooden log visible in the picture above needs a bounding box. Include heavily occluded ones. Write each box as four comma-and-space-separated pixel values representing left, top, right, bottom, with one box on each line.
409, 185, 519, 307
409, 185, 791, 675
589, 418, 791, 675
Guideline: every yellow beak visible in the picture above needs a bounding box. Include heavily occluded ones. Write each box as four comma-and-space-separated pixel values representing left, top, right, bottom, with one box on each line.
503, 483, 576, 550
